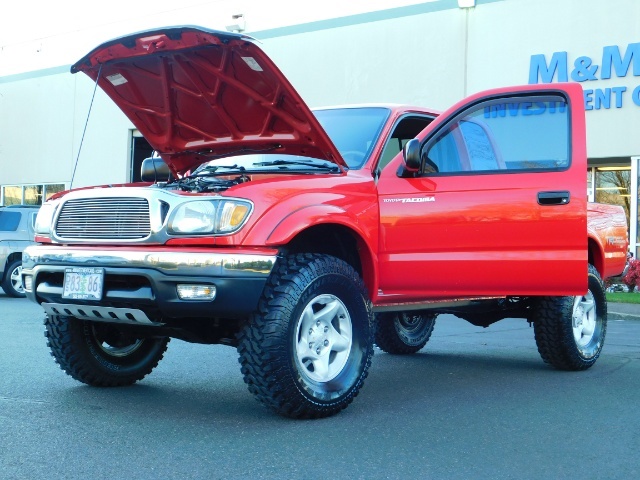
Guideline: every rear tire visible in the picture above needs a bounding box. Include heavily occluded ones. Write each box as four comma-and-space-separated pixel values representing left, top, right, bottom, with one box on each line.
375, 311, 436, 354
238, 254, 374, 419
533, 264, 607, 370
2, 259, 25, 298
45, 315, 169, 386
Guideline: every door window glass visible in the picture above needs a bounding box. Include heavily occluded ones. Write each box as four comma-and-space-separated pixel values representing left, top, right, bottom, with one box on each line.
421, 96, 570, 175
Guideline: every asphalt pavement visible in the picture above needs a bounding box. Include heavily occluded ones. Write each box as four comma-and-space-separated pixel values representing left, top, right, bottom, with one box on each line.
1, 293, 639, 480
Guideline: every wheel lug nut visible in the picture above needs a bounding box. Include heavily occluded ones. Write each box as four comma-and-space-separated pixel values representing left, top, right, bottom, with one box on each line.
324, 326, 329, 332
309, 342, 313, 349
309, 328, 313, 335
324, 340, 329, 346
316, 347, 321, 354
316, 320, 321, 326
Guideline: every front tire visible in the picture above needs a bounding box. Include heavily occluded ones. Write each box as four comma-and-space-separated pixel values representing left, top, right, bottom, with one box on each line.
45, 315, 169, 386
533, 264, 607, 370
2, 259, 25, 298
237, 254, 374, 419
375, 311, 437, 354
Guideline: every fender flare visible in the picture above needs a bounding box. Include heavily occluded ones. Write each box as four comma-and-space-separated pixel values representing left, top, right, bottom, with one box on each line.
248, 204, 379, 300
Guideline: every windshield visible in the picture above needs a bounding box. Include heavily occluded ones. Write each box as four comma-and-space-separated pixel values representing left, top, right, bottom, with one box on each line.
157, 107, 391, 176
314, 107, 390, 169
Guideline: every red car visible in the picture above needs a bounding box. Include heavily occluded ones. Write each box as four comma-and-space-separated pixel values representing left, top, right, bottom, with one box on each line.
23, 26, 628, 418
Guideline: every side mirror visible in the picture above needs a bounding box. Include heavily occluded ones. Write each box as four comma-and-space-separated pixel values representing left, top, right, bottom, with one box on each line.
141, 156, 171, 182
402, 139, 421, 171
397, 138, 421, 178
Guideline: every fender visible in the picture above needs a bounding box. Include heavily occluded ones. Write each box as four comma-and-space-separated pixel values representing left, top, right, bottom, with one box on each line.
587, 202, 628, 279
243, 201, 380, 300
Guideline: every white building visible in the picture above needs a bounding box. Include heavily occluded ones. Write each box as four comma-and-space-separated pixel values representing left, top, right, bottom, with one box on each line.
1, 0, 639, 253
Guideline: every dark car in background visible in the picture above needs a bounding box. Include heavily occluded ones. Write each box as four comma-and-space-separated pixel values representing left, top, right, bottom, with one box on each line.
0, 205, 39, 297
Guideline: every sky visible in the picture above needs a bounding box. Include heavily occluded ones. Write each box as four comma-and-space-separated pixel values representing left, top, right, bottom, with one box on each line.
0, 0, 433, 76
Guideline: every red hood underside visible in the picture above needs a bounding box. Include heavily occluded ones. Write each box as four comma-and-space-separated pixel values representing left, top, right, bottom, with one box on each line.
72, 26, 345, 175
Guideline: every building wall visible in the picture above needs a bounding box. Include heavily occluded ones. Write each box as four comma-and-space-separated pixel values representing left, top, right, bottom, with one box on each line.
1, 0, 639, 192
465, 0, 640, 159
0, 70, 135, 189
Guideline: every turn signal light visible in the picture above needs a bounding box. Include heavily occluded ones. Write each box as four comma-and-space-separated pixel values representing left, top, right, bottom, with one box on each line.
176, 284, 217, 300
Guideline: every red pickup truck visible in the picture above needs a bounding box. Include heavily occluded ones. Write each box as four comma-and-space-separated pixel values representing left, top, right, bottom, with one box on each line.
23, 26, 628, 419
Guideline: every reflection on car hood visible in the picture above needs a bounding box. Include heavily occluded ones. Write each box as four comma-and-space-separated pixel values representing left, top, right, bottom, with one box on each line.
72, 25, 346, 176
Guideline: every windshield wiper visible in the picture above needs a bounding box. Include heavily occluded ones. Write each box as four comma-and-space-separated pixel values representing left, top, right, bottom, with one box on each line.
252, 159, 340, 172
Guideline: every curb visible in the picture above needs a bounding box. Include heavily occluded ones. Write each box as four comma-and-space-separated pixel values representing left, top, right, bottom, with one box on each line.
609, 311, 640, 321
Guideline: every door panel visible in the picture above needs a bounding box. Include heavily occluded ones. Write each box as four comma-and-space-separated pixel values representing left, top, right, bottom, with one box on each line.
377, 84, 587, 302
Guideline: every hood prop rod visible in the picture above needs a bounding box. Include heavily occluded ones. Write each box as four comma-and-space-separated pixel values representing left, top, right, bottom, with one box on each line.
70, 63, 103, 189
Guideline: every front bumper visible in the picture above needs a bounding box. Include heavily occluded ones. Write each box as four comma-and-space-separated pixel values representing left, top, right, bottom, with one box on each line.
22, 245, 278, 324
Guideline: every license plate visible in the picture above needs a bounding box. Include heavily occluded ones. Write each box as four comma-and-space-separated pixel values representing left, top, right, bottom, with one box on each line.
62, 267, 104, 301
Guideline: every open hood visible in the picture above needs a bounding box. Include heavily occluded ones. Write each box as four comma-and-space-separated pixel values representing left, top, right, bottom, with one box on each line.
72, 26, 346, 175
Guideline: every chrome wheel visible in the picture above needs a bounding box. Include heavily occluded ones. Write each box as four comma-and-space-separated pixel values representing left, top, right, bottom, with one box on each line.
9, 264, 24, 294
572, 290, 596, 348
294, 294, 353, 383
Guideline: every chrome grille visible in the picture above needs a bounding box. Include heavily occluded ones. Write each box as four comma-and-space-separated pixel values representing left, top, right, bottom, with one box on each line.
55, 197, 151, 240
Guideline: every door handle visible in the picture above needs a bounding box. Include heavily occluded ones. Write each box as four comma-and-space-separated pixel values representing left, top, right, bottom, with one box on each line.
537, 191, 570, 205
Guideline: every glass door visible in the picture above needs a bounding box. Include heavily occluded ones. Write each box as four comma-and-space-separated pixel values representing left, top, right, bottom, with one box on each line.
631, 156, 639, 257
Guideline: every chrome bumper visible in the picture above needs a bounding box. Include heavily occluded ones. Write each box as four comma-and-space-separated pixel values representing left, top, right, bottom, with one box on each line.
22, 245, 276, 278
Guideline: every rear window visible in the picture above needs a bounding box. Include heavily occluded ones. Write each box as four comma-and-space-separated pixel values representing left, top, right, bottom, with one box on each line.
0, 211, 21, 231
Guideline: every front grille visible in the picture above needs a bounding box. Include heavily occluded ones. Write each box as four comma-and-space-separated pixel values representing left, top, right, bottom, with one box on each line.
55, 197, 151, 239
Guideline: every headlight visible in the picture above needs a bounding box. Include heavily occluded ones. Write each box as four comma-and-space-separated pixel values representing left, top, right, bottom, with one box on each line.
169, 199, 252, 235
34, 202, 58, 235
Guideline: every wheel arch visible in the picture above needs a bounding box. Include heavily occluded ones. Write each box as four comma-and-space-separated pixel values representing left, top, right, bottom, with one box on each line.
3, 252, 22, 278
279, 222, 378, 301
587, 234, 604, 278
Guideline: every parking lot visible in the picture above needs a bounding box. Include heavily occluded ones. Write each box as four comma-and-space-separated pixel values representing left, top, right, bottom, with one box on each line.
1, 293, 639, 479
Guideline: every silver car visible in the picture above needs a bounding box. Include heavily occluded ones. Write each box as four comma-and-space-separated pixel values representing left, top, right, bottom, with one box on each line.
0, 205, 39, 297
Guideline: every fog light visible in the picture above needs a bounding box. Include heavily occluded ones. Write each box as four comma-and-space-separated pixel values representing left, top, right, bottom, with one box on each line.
23, 275, 33, 293
176, 284, 216, 300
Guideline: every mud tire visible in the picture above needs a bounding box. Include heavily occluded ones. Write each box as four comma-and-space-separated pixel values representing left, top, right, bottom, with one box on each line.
533, 264, 607, 371
237, 254, 374, 419
45, 314, 169, 386
375, 311, 437, 354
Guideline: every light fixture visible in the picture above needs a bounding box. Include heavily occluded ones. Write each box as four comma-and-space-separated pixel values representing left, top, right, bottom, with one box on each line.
597, 166, 631, 171
177, 284, 217, 301
225, 14, 246, 33
458, 0, 476, 7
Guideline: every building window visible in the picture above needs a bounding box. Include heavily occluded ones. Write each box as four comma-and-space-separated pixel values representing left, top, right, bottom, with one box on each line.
587, 168, 595, 202
45, 184, 66, 200
1, 183, 67, 206
24, 185, 44, 205
1, 186, 22, 205
595, 166, 631, 225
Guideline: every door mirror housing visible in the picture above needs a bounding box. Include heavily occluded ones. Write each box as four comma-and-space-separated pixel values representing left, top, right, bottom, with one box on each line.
403, 138, 421, 171
141, 156, 171, 182
398, 138, 421, 177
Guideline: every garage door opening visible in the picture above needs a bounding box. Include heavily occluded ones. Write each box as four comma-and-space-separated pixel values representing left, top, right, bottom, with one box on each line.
130, 131, 154, 183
